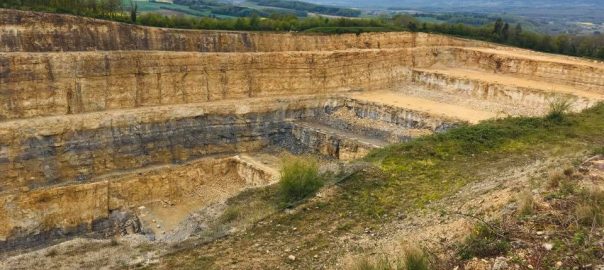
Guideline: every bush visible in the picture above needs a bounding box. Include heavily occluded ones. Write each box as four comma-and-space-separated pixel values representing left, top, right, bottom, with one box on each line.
546, 98, 573, 121
278, 156, 323, 205
457, 222, 510, 259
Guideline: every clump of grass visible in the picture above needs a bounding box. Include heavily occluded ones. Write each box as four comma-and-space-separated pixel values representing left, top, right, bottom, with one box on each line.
547, 169, 565, 189
110, 238, 119, 246
350, 248, 429, 270
278, 156, 324, 205
593, 146, 604, 156
351, 256, 400, 270
559, 176, 578, 196
403, 248, 430, 270
456, 222, 510, 260
219, 205, 242, 223
45, 248, 58, 257
517, 190, 535, 217
546, 98, 573, 122
575, 188, 604, 226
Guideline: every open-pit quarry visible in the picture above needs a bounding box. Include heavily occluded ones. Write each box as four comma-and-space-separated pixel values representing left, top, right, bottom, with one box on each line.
1, 9, 604, 268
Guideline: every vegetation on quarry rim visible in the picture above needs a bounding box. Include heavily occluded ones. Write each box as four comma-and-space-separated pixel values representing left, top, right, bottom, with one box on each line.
161, 104, 604, 269
359, 103, 604, 215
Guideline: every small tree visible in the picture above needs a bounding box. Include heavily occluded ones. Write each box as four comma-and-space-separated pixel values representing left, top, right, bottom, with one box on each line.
130, 1, 138, 23
493, 18, 504, 35
502, 23, 510, 41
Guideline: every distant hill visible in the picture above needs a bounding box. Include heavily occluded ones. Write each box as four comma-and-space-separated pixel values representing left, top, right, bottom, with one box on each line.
303, 0, 602, 9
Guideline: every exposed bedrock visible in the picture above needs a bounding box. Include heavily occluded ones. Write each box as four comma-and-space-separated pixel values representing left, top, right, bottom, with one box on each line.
443, 48, 604, 90
0, 9, 489, 53
0, 155, 274, 251
2, 47, 603, 121
0, 95, 460, 248
1, 8, 604, 254
0, 96, 458, 193
407, 69, 599, 114
0, 97, 324, 192
0, 49, 415, 120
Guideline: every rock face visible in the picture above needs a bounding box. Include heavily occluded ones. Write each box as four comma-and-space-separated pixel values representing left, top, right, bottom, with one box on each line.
0, 9, 485, 53
0, 155, 275, 250
0, 9, 603, 250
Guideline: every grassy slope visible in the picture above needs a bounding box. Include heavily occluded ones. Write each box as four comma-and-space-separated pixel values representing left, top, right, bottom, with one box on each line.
156, 104, 604, 269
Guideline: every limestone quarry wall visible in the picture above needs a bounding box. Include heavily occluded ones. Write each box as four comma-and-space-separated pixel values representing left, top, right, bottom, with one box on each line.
0, 155, 274, 249
0, 97, 330, 193
0, 9, 487, 53
4, 46, 603, 122
0, 49, 415, 120
441, 48, 604, 90
407, 69, 598, 113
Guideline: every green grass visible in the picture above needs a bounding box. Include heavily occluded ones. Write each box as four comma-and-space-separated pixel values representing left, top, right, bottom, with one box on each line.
359, 103, 604, 217
163, 104, 604, 268
403, 248, 430, 270
278, 156, 324, 205
456, 222, 511, 259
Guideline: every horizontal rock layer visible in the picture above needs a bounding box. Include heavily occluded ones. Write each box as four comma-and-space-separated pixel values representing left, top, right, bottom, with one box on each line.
0, 9, 487, 53
0, 155, 274, 250
2, 47, 603, 121
0, 96, 330, 193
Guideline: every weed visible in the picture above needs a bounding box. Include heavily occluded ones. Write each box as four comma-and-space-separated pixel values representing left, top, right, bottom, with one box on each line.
457, 222, 510, 260
278, 156, 324, 205
546, 98, 573, 122
593, 146, 604, 156
573, 230, 587, 246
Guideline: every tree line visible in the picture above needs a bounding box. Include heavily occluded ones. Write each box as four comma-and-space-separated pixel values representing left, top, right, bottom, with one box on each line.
1, 1, 603, 60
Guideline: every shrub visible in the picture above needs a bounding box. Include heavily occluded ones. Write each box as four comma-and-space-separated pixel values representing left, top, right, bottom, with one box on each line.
457, 222, 510, 259
278, 156, 323, 205
546, 98, 572, 122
